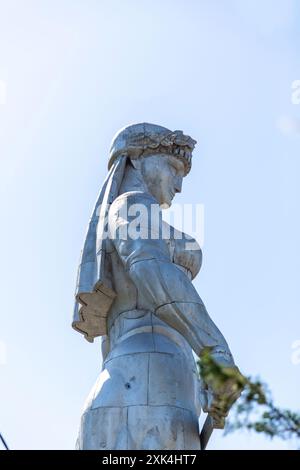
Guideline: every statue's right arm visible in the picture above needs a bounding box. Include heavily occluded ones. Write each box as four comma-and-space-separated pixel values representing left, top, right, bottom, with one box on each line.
108, 192, 233, 363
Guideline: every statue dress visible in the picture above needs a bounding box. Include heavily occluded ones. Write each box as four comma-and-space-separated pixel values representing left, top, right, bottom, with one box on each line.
73, 123, 239, 450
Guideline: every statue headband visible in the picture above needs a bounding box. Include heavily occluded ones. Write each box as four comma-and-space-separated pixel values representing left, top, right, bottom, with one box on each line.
108, 122, 197, 175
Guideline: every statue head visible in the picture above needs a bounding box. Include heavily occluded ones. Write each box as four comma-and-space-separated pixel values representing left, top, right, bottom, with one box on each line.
108, 122, 197, 208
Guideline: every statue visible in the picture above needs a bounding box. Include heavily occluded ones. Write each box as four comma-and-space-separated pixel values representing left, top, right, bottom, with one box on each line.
73, 123, 241, 450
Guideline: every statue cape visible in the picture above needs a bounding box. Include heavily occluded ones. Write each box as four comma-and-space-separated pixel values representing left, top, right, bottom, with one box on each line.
72, 155, 127, 342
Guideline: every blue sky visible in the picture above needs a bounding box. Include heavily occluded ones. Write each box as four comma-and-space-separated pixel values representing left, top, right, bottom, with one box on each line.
0, 0, 299, 450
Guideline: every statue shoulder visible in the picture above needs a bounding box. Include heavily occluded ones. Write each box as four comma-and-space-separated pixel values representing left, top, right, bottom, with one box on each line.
110, 190, 158, 212
108, 191, 163, 241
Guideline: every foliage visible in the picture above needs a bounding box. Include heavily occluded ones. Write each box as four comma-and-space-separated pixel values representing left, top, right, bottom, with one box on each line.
198, 351, 300, 446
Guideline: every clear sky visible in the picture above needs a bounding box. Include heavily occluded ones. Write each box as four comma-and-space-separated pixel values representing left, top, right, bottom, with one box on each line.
0, 0, 299, 450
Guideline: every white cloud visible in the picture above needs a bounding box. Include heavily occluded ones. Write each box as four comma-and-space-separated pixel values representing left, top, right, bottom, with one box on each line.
291, 80, 300, 105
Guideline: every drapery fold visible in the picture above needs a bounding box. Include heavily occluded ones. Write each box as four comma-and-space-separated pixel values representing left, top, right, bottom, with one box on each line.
72, 155, 127, 342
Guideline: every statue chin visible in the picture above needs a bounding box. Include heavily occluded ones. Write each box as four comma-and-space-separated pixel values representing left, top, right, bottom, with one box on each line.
160, 201, 171, 209
159, 194, 173, 209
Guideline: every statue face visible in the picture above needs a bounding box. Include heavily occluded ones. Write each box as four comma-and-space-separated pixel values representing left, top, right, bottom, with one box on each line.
140, 154, 185, 208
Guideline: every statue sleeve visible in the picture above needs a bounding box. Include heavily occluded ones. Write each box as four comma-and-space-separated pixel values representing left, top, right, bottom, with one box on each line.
108, 191, 234, 365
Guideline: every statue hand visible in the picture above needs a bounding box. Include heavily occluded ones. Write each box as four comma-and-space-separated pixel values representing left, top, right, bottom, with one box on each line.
199, 386, 226, 429
199, 366, 244, 430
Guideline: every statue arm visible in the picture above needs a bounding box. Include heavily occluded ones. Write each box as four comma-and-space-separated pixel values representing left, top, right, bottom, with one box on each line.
108, 192, 234, 365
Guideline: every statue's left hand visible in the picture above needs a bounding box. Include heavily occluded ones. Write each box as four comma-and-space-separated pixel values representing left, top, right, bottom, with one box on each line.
199, 366, 244, 429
